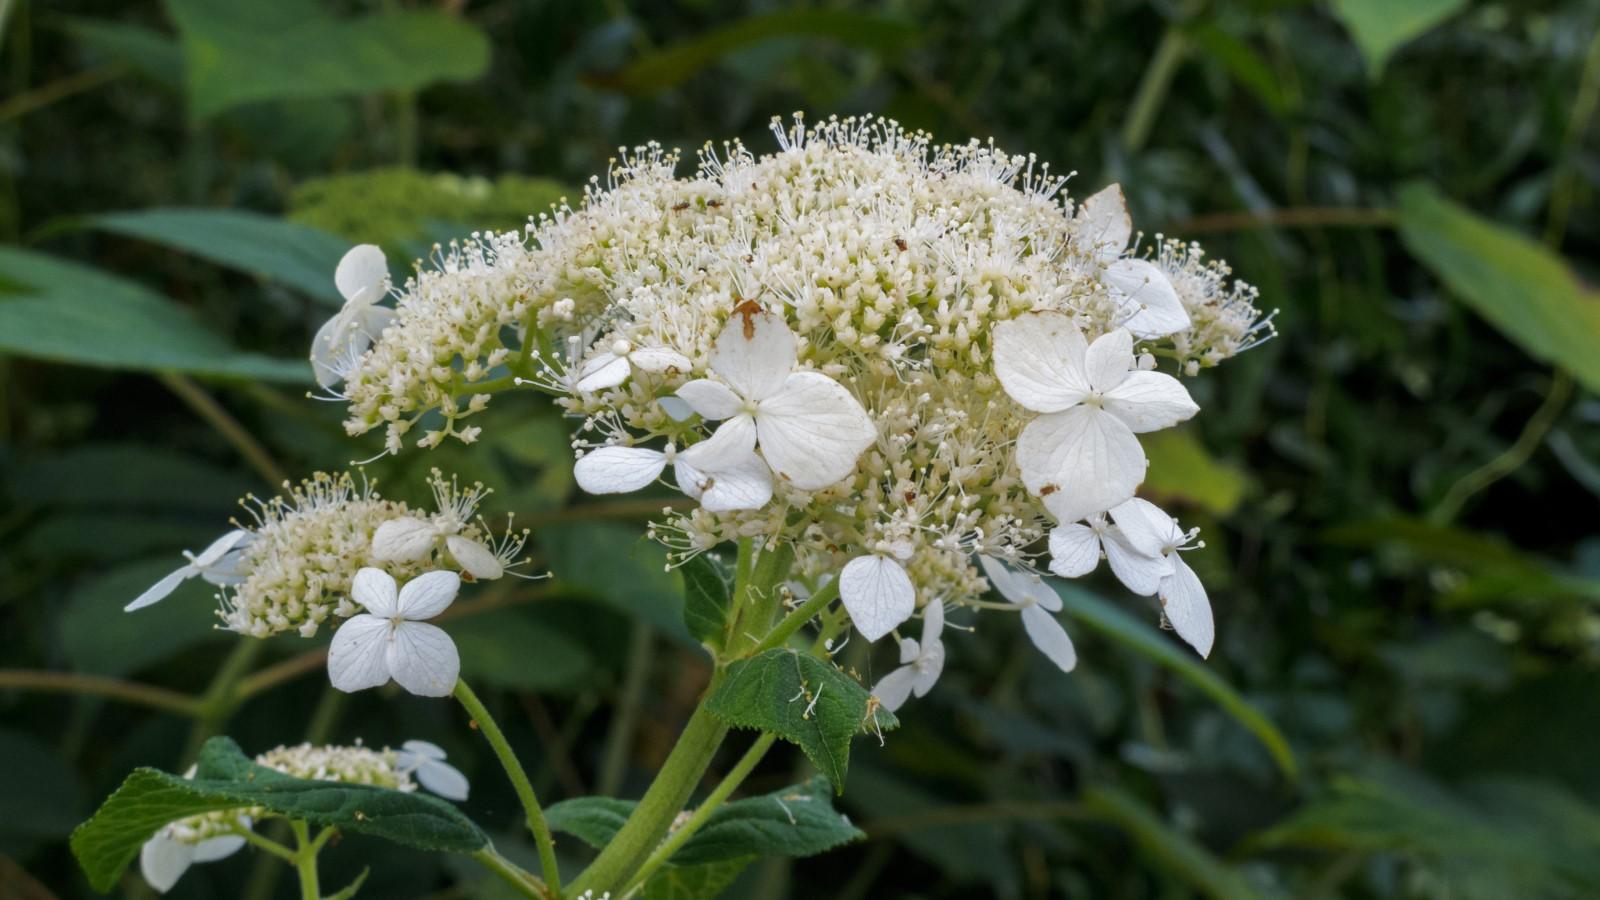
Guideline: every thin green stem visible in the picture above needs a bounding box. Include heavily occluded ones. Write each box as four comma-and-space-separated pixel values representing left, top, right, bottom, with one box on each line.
0, 669, 201, 715
158, 373, 289, 486
471, 846, 548, 899
183, 639, 263, 762
1430, 370, 1575, 524
290, 821, 320, 900
1121, 23, 1188, 151
598, 620, 654, 797
233, 826, 298, 863
622, 732, 778, 896
1545, 27, 1600, 246
453, 679, 562, 895
727, 541, 796, 656
749, 579, 839, 657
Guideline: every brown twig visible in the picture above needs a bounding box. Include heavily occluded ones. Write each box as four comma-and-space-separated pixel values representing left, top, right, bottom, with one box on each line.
0, 669, 202, 716
1165, 206, 1396, 235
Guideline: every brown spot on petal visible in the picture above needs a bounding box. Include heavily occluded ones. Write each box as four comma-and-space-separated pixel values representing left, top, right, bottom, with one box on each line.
732, 298, 763, 338
1040, 484, 1059, 496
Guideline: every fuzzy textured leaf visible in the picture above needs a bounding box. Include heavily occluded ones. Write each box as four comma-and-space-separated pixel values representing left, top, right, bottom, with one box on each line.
679, 552, 734, 652
640, 857, 752, 900
671, 775, 864, 865
543, 796, 635, 851
707, 649, 883, 790
70, 737, 485, 892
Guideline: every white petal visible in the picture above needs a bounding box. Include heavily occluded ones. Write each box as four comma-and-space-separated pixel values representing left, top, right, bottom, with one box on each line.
1084, 328, 1134, 394
1101, 527, 1172, 596
327, 614, 394, 693
140, 833, 192, 893
871, 665, 918, 713
839, 555, 917, 642
310, 314, 350, 388
574, 447, 668, 495
1160, 554, 1214, 658
1021, 407, 1146, 525
1076, 183, 1132, 262
335, 244, 388, 303
1047, 524, 1102, 578
190, 833, 246, 863
199, 549, 249, 586
124, 565, 195, 612
351, 567, 400, 617
710, 309, 796, 401
627, 347, 692, 375
682, 414, 758, 462
446, 535, 503, 580
658, 395, 695, 421
896, 637, 921, 665
691, 453, 774, 512
401, 739, 448, 760
676, 379, 743, 420
1021, 604, 1077, 672
396, 570, 460, 620
977, 555, 1061, 612
1105, 259, 1191, 339
574, 354, 630, 393
371, 517, 439, 562
1103, 371, 1199, 433
920, 598, 946, 646
386, 621, 460, 697
755, 371, 875, 490
1108, 497, 1183, 557
191, 529, 252, 568
359, 305, 395, 339
991, 312, 1091, 413
415, 758, 471, 801
913, 642, 945, 697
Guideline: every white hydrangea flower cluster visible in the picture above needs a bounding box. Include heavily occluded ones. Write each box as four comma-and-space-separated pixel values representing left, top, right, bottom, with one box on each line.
139, 740, 467, 893
126, 470, 524, 638
329, 114, 1268, 703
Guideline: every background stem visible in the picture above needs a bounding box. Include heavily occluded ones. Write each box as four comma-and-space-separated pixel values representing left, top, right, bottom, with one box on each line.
454, 678, 562, 895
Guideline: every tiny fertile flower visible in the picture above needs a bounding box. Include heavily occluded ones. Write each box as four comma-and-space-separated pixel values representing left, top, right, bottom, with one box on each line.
311, 244, 393, 388
125, 530, 252, 612
839, 553, 917, 642
871, 598, 945, 712
993, 313, 1198, 524
394, 739, 470, 801
978, 556, 1076, 672
1075, 184, 1191, 339
1101, 498, 1214, 657
574, 338, 692, 393
675, 309, 875, 491
329, 568, 460, 698
574, 419, 773, 512
371, 470, 521, 580
1047, 507, 1169, 595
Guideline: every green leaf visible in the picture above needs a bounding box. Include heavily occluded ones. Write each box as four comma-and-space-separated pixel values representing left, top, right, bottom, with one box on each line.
1049, 581, 1297, 779
640, 857, 752, 900
707, 648, 879, 790
324, 868, 370, 900
1141, 427, 1250, 515
672, 775, 864, 865
593, 9, 918, 94
70, 737, 486, 892
83, 208, 353, 306
289, 168, 570, 249
59, 18, 184, 86
546, 776, 861, 865
163, 0, 491, 119
1397, 183, 1600, 392
680, 552, 734, 652
1083, 786, 1265, 900
1331, 0, 1465, 77
1184, 22, 1288, 116
539, 522, 691, 642
544, 796, 635, 851
61, 558, 229, 676
452, 608, 594, 693
0, 247, 308, 382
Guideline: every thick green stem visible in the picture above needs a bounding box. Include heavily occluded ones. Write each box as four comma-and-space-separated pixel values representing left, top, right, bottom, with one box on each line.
290, 821, 320, 900
454, 679, 562, 895
749, 579, 839, 657
621, 732, 778, 895
471, 847, 548, 899
567, 690, 730, 896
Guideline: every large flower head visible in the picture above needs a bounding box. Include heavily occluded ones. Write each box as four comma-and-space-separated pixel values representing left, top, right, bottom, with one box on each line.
336, 115, 1265, 685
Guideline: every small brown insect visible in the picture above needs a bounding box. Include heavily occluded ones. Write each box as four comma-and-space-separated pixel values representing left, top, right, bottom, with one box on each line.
904, 491, 917, 503
671, 201, 690, 211
894, 237, 908, 251
707, 199, 723, 208
732, 298, 764, 338
1039, 484, 1059, 496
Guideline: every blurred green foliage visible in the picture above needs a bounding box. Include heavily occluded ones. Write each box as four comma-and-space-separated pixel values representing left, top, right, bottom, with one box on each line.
2, 0, 1599, 898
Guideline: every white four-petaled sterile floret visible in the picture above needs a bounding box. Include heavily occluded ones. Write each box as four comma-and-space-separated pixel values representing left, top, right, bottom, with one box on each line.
327, 568, 462, 698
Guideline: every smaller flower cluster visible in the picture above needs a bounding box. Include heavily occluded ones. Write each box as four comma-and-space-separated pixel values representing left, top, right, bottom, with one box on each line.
125, 470, 524, 638
139, 740, 467, 893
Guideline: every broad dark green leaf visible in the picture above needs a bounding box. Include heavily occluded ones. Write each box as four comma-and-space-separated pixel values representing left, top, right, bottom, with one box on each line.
84, 208, 353, 306
593, 9, 918, 94
1083, 787, 1265, 900
1398, 182, 1600, 392
640, 857, 752, 900
679, 552, 734, 652
671, 775, 863, 865
70, 737, 486, 892
707, 648, 884, 790
1049, 582, 1297, 779
61, 558, 229, 677
59, 18, 184, 86
0, 247, 308, 381
163, 0, 491, 118
538, 522, 691, 642
1331, 0, 1465, 77
544, 796, 634, 850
